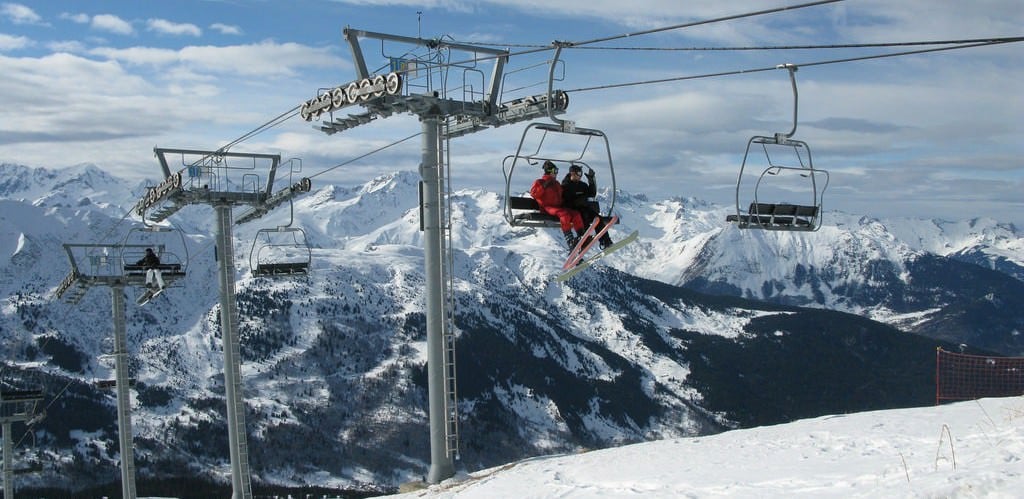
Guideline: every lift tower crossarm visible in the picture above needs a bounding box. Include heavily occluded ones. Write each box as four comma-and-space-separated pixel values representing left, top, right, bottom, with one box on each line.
154, 148, 282, 197
344, 28, 508, 78
343, 27, 509, 113
133, 148, 282, 223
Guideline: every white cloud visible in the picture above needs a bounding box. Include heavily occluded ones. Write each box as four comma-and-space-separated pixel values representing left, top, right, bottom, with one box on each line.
836, 0, 1023, 42
0, 52, 165, 140
0, 33, 30, 51
91, 14, 134, 35
210, 23, 242, 36
46, 40, 87, 53
88, 45, 179, 66
90, 40, 347, 77
1, 2, 42, 25
59, 12, 90, 24
147, 18, 201, 37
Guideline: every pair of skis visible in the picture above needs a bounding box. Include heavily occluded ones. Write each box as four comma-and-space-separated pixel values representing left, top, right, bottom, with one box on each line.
556, 215, 639, 282
136, 286, 165, 306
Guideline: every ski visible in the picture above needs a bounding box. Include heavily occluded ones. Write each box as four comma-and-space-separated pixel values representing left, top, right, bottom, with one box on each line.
556, 229, 638, 282
136, 289, 154, 305
136, 287, 165, 306
563, 215, 619, 270
563, 218, 601, 270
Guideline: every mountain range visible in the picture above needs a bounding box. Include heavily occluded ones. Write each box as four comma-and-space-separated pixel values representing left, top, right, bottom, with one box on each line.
0, 162, 1021, 495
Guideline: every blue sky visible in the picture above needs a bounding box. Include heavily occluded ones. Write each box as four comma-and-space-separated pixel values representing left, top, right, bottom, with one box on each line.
1, 1, 1021, 226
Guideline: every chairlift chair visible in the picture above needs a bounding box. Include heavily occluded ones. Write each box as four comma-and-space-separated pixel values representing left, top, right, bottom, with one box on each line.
727, 64, 829, 232
119, 221, 189, 297
0, 375, 45, 475
502, 44, 617, 229
248, 192, 311, 277
249, 226, 312, 277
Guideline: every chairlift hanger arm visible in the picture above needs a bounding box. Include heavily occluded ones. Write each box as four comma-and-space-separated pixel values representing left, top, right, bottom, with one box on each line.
547, 43, 575, 131
777, 63, 799, 139
152, 147, 282, 185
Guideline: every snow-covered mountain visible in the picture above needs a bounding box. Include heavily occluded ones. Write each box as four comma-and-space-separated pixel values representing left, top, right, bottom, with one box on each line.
1, 163, 1021, 494
602, 194, 1024, 355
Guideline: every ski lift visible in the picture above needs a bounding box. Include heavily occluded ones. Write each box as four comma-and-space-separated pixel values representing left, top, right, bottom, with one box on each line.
249, 197, 311, 277
13, 409, 45, 475
119, 219, 189, 295
727, 64, 829, 232
502, 43, 617, 228
1, 374, 45, 476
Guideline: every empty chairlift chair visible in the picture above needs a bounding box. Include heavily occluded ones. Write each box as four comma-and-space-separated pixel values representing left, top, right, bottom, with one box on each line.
249, 225, 311, 277
727, 64, 829, 232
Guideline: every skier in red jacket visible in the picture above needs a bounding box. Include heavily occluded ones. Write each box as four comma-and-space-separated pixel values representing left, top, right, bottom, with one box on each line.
531, 160, 585, 251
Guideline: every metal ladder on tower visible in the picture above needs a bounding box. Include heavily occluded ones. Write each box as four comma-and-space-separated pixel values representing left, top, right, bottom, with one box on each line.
227, 298, 253, 496
441, 135, 460, 459
215, 204, 253, 498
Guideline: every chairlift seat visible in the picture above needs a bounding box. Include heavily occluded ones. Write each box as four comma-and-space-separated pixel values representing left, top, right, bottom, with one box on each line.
727, 202, 819, 230
728, 65, 829, 233
95, 379, 136, 389
123, 263, 184, 276
0, 389, 44, 401
254, 262, 310, 276
508, 196, 560, 227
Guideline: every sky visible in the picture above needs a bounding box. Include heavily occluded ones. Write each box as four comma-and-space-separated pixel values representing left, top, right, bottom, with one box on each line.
388, 396, 1024, 498
0, 0, 1021, 226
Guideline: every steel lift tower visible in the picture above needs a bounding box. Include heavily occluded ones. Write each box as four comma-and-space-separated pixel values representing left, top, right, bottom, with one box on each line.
55, 241, 187, 499
129, 150, 310, 499
303, 28, 568, 483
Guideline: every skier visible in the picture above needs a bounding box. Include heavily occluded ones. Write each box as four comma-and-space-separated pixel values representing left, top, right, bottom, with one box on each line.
136, 248, 165, 291
562, 164, 613, 250
530, 160, 586, 252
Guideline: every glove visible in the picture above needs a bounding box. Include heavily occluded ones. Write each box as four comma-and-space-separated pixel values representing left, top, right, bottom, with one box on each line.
586, 167, 596, 181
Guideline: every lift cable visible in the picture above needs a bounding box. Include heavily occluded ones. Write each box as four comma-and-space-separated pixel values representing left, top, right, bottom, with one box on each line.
306, 132, 424, 180
397, 0, 848, 72
564, 38, 1023, 94
533, 0, 845, 53
216, 106, 301, 154
501, 36, 1024, 52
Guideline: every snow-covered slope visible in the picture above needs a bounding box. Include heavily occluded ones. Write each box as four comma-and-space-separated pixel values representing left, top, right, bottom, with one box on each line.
391, 396, 1024, 498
